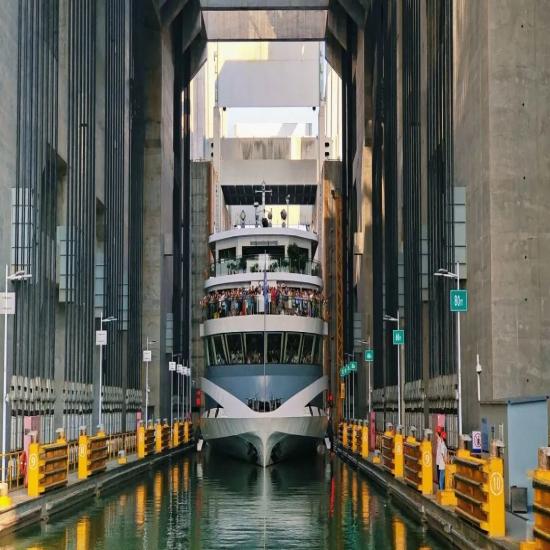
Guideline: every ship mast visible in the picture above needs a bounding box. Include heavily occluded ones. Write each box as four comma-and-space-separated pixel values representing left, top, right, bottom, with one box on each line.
256, 182, 271, 408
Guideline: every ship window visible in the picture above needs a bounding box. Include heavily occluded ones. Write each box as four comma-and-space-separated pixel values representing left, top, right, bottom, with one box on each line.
226, 333, 244, 364
301, 334, 314, 364
213, 335, 227, 365
313, 336, 322, 365
244, 333, 264, 364
208, 337, 217, 366
284, 333, 302, 364
218, 247, 236, 261
204, 340, 211, 366
267, 333, 282, 363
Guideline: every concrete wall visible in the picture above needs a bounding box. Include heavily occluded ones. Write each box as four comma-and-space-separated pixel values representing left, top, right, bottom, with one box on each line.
455, 0, 550, 431
453, 0, 492, 431
0, 0, 19, 442
220, 138, 319, 161
191, 162, 212, 380
220, 159, 318, 186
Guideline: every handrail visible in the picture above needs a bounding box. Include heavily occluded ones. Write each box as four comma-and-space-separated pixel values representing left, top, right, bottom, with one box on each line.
202, 293, 327, 321
209, 256, 322, 278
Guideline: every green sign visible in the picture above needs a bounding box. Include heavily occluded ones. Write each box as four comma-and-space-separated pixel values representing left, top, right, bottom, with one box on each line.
450, 289, 468, 312
393, 330, 405, 345
349, 361, 357, 372
364, 349, 374, 362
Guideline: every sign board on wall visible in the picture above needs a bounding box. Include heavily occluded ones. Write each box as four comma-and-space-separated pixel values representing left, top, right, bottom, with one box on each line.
472, 431, 482, 453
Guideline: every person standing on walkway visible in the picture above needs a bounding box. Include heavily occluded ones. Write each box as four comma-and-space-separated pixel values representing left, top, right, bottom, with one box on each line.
436, 426, 448, 490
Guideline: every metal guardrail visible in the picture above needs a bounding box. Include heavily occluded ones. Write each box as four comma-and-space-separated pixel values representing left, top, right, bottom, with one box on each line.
0, 450, 26, 491
202, 293, 327, 321
1, 425, 188, 498
66, 432, 137, 472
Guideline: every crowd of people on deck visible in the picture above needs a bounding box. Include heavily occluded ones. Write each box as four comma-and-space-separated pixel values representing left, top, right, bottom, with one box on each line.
201, 284, 327, 321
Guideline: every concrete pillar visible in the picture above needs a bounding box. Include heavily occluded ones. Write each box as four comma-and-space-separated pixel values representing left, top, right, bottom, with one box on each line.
142, 13, 175, 423
0, 1, 21, 449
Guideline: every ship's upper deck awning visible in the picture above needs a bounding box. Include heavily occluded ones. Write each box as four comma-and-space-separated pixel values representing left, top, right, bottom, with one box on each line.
222, 184, 317, 205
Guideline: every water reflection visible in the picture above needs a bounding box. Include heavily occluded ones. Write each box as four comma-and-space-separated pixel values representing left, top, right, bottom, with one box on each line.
0, 451, 447, 550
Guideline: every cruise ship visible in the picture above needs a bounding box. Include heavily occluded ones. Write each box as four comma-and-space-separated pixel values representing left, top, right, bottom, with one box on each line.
199, 184, 329, 467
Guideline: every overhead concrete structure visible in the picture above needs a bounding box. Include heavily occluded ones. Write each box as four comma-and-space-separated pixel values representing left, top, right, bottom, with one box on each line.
203, 10, 328, 41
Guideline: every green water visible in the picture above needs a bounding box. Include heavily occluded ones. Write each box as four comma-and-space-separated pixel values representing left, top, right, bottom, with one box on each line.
1, 450, 448, 549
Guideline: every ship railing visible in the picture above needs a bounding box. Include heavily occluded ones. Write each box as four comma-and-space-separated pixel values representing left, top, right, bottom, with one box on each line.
201, 293, 327, 321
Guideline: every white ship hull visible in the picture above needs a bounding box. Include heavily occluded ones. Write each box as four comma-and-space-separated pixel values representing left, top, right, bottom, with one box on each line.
201, 413, 327, 467
199, 376, 329, 467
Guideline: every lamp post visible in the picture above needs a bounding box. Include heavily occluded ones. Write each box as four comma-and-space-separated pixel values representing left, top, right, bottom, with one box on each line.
169, 354, 179, 427
355, 338, 372, 414
434, 261, 463, 437
143, 338, 157, 425
345, 353, 355, 419
177, 362, 184, 420
186, 361, 191, 420
2, 267, 31, 492
383, 312, 402, 426
97, 314, 117, 431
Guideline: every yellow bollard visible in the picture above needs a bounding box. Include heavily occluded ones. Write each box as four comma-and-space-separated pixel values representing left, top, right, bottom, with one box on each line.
394, 428, 404, 478
532, 447, 550, 547
172, 421, 180, 448
137, 424, 146, 459
155, 421, 163, 454
419, 431, 433, 495
77, 427, 89, 480
342, 421, 348, 449
351, 422, 358, 454
27, 436, 42, 498
361, 423, 369, 460
487, 455, 505, 537
184, 421, 190, 444
0, 481, 11, 510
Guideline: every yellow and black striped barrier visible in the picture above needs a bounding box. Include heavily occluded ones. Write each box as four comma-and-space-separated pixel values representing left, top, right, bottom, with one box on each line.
28, 429, 69, 498
78, 426, 108, 480
137, 421, 155, 459
403, 428, 433, 496
453, 443, 505, 538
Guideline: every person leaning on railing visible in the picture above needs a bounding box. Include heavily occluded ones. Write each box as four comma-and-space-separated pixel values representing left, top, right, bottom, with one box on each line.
201, 285, 327, 321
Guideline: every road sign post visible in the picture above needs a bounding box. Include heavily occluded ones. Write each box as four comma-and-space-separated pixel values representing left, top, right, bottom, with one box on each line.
393, 330, 405, 345
450, 289, 468, 312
